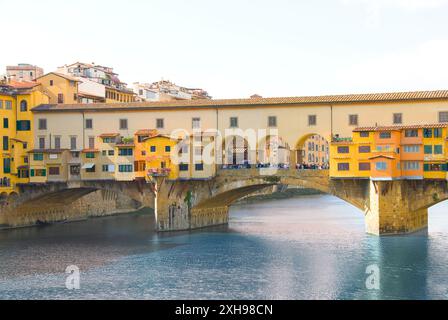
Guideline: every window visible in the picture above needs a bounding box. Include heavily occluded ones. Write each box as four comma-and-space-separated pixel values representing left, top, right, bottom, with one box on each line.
74, 93, 78, 101
3, 118, 8, 129
195, 163, 204, 171
359, 132, 369, 138
268, 116, 277, 127
404, 145, 420, 153
359, 162, 371, 171
85, 152, 95, 159
337, 146, 350, 153
192, 118, 201, 129
16, 120, 31, 131
102, 165, 109, 172
50, 80, 54, 86
118, 148, 133, 156
88, 137, 95, 149
30, 168, 47, 177
108, 150, 115, 156
424, 145, 433, 154
230, 117, 238, 128
48, 167, 60, 176
102, 150, 107, 156
424, 163, 447, 172
179, 164, 189, 171
57, 94, 64, 104
358, 146, 371, 153
5, 101, 12, 110
70, 136, 77, 150
23, 143, 28, 150
379, 132, 391, 139
118, 165, 133, 173
393, 113, 402, 124
85, 119, 93, 129
38, 119, 47, 130
375, 162, 387, 170
54, 136, 61, 149
3, 158, 10, 174
434, 145, 443, 154
70, 165, 80, 176
308, 115, 317, 126
3, 136, 8, 151
86, 165, 96, 173
150, 146, 156, 152
0, 100, 3, 109
439, 111, 448, 123
337, 163, 349, 171
20, 100, 28, 112
119, 119, 128, 130
156, 118, 164, 129
165, 146, 171, 152
39, 137, 45, 149
405, 129, 418, 137
349, 114, 358, 126
403, 162, 419, 171
423, 128, 432, 138
434, 128, 442, 138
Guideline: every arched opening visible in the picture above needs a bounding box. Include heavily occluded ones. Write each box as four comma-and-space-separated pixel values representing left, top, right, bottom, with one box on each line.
294, 134, 329, 169
223, 136, 249, 167
20, 100, 28, 112
7, 192, 19, 204
257, 135, 290, 167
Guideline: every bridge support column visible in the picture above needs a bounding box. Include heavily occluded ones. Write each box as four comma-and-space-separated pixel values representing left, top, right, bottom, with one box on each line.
365, 180, 428, 235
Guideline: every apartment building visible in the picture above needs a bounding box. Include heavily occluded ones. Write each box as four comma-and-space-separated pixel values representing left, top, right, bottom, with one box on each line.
301, 135, 329, 167
330, 124, 448, 180
133, 80, 211, 102
57, 62, 136, 103
6, 63, 44, 82
0, 83, 49, 194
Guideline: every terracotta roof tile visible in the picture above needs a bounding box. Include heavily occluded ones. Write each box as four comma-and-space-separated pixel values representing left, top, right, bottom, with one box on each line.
32, 90, 448, 113
354, 123, 448, 132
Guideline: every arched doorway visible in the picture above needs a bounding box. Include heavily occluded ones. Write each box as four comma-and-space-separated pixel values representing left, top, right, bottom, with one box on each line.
295, 134, 329, 169
223, 136, 249, 166
257, 135, 290, 166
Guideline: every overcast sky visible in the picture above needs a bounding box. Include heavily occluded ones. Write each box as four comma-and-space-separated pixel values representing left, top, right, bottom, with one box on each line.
1, 0, 448, 99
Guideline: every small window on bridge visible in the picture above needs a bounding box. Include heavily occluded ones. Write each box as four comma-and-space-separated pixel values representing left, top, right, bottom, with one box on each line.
308, 115, 316, 126
379, 132, 391, 139
349, 114, 358, 126
337, 146, 349, 154
337, 163, 350, 171
358, 146, 371, 153
359, 162, 370, 171
359, 131, 369, 137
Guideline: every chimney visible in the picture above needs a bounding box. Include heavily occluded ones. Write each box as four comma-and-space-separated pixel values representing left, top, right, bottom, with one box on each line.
250, 94, 262, 99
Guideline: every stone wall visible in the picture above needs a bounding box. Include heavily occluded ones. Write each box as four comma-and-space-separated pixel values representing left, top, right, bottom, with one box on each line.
0, 189, 141, 229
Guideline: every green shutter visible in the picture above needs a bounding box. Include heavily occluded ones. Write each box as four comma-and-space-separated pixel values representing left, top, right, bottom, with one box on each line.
42, 169, 46, 176
442, 164, 448, 171
30, 169, 35, 177
423, 164, 430, 172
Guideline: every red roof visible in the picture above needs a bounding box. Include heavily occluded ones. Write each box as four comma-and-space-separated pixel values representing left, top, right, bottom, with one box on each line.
8, 80, 40, 89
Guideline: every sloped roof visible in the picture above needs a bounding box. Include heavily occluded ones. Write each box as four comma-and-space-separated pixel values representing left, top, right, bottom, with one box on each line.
32, 89, 448, 112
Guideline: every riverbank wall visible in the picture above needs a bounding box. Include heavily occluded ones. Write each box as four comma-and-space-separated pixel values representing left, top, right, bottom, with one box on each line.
0, 190, 141, 229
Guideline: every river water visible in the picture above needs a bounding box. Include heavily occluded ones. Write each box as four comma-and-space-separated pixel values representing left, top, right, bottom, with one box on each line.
0, 195, 447, 300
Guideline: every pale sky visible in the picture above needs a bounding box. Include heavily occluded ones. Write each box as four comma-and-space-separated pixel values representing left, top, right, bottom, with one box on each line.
1, 0, 448, 99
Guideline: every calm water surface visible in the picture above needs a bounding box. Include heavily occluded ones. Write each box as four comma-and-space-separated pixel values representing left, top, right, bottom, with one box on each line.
0, 195, 447, 300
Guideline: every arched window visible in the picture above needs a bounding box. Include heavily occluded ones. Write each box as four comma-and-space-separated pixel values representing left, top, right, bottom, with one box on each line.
20, 100, 28, 112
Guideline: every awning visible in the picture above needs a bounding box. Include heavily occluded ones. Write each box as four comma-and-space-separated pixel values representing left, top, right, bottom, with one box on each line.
81, 163, 95, 169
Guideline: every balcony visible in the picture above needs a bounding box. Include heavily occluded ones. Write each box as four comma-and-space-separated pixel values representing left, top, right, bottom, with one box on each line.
147, 168, 171, 177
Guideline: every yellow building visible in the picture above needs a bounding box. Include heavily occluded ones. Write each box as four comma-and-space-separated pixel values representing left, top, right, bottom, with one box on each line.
330, 124, 448, 180
35, 72, 80, 104
141, 135, 180, 181
105, 87, 136, 103
0, 83, 49, 194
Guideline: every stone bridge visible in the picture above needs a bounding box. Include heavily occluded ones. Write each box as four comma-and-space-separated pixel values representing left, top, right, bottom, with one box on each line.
154, 169, 448, 235
1, 170, 448, 235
